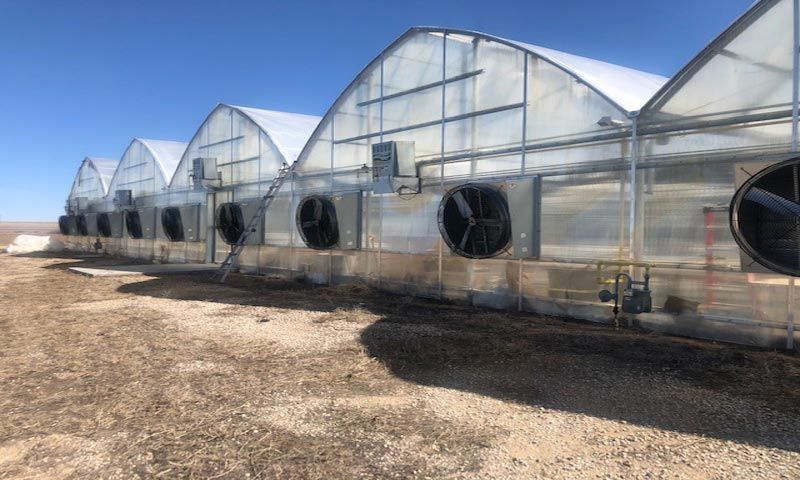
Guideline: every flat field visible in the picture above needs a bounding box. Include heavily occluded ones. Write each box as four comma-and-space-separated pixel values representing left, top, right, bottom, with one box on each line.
0, 250, 798, 479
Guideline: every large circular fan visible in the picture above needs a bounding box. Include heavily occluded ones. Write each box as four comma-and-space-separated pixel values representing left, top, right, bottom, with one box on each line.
216, 203, 245, 245
97, 213, 112, 237
125, 210, 143, 239
730, 158, 800, 276
438, 184, 511, 259
296, 196, 338, 249
161, 207, 185, 242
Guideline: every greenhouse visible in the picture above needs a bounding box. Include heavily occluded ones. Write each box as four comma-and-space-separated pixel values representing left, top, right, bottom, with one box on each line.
92, 138, 188, 259
59, 0, 800, 349
61, 156, 119, 240
164, 103, 321, 265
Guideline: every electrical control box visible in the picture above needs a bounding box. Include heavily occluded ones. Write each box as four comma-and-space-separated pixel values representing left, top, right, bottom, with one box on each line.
192, 157, 220, 190
332, 192, 362, 250
371, 141, 420, 195
506, 177, 542, 259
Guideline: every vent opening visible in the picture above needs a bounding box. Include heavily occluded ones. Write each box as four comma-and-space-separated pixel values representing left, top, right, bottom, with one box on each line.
58, 216, 70, 235
438, 184, 511, 259
296, 196, 338, 249
216, 203, 245, 245
125, 210, 143, 239
162, 207, 185, 242
76, 214, 88, 236
731, 158, 800, 276
97, 213, 112, 237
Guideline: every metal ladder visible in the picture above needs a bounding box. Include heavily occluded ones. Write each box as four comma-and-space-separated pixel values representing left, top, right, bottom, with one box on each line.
211, 162, 292, 283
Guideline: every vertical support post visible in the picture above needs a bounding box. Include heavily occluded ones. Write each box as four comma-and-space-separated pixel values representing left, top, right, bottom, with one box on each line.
438, 32, 447, 300
628, 114, 640, 264
703, 207, 716, 307
329, 118, 335, 285
792, 0, 799, 151
518, 53, 529, 312
377, 55, 384, 287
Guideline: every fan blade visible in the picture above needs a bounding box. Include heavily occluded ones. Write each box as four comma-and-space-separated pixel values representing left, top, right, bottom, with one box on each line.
313, 199, 323, 221
745, 187, 800, 217
459, 224, 473, 250
475, 218, 503, 227
451, 191, 474, 218
301, 220, 318, 228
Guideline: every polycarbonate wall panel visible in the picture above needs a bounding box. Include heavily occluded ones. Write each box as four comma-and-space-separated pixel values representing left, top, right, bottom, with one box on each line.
382, 32, 443, 131
540, 172, 628, 260
645, 0, 793, 125
70, 163, 107, 209
639, 162, 740, 266
526, 57, 626, 146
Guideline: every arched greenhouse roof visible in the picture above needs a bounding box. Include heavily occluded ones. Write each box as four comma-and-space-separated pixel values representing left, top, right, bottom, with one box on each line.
69, 156, 119, 198
293, 27, 668, 168
641, 0, 791, 121
230, 105, 322, 164
168, 103, 321, 189
136, 138, 188, 185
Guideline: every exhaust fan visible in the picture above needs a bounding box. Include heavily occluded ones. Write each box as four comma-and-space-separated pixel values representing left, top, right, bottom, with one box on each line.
58, 216, 70, 235
97, 213, 112, 238
296, 195, 339, 249
438, 184, 511, 259
125, 210, 143, 239
730, 157, 800, 277
216, 203, 245, 245
162, 207, 185, 242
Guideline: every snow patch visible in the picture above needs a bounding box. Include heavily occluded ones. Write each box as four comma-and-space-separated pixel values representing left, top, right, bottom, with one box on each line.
4, 235, 65, 254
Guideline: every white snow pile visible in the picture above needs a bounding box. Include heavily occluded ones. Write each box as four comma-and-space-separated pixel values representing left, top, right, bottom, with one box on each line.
4, 235, 65, 254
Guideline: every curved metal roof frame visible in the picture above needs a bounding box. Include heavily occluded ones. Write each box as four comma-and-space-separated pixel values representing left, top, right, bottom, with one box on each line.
641, 0, 777, 114
168, 103, 321, 188
293, 26, 667, 167
69, 156, 119, 197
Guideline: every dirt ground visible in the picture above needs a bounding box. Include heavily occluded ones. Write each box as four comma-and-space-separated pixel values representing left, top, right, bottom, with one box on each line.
0, 251, 799, 479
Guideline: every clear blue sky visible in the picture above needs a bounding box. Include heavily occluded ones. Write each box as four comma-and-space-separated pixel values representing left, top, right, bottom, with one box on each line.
0, 0, 753, 221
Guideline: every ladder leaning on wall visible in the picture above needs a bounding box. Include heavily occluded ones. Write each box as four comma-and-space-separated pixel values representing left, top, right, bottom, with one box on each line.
211, 162, 292, 283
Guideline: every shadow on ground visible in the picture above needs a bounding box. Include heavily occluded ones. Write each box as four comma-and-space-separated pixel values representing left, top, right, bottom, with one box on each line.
35, 251, 800, 452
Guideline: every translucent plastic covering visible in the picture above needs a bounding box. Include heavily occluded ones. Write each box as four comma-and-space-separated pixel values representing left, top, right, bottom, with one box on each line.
169, 104, 321, 200
642, 0, 793, 126
105, 138, 187, 208
67, 157, 119, 212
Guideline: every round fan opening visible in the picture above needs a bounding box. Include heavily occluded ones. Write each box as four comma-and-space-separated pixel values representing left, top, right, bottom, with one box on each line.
216, 203, 245, 245
58, 216, 70, 235
731, 158, 800, 277
76, 214, 88, 236
125, 210, 143, 239
162, 207, 185, 242
97, 213, 112, 237
296, 196, 338, 249
438, 184, 511, 259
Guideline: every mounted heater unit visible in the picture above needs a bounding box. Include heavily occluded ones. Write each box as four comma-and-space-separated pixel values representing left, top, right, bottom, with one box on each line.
115, 190, 133, 208
75, 197, 89, 213
371, 141, 420, 195
192, 157, 221, 190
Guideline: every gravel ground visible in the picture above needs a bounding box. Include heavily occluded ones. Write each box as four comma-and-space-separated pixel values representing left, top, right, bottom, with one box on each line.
0, 251, 798, 479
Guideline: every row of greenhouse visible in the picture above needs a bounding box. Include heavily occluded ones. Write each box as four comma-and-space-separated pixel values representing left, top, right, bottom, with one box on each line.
60, 0, 800, 349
